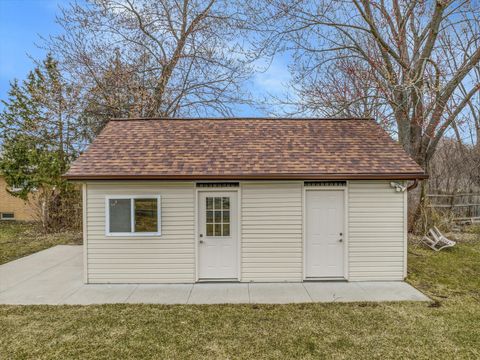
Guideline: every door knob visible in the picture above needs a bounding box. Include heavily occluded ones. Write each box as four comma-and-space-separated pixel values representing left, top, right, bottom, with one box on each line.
339, 238, 343, 242
199, 240, 204, 244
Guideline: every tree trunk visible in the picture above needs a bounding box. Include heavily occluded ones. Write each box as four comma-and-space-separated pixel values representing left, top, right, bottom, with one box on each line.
409, 178, 428, 234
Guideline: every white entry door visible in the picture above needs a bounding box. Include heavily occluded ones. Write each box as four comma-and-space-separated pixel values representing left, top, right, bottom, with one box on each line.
198, 191, 238, 280
306, 190, 345, 278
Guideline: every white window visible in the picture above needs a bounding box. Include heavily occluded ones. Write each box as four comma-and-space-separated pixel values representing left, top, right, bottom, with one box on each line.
0, 212, 15, 220
105, 195, 161, 236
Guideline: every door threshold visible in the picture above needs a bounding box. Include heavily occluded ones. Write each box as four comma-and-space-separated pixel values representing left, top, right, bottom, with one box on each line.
197, 278, 240, 283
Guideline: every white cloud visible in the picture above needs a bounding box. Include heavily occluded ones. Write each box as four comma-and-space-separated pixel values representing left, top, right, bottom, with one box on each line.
253, 56, 291, 96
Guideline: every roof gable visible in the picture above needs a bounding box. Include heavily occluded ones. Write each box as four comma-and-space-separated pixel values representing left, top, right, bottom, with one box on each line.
65, 118, 426, 180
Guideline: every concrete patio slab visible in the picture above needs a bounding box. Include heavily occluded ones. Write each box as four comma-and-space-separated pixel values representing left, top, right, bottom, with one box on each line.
0, 245, 430, 305
0, 245, 82, 292
62, 284, 138, 305
249, 283, 311, 304
126, 284, 193, 304
188, 283, 249, 304
356, 281, 429, 302
0, 266, 82, 305
304, 282, 366, 302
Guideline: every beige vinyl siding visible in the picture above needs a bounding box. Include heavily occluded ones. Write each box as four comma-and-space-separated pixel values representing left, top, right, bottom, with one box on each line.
241, 182, 303, 282
348, 180, 406, 281
83, 179, 406, 284
85, 182, 195, 283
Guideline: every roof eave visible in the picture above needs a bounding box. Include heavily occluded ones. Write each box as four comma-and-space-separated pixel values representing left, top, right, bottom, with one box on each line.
64, 173, 429, 181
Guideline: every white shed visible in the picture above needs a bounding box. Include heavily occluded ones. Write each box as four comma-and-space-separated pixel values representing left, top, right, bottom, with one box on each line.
65, 118, 427, 284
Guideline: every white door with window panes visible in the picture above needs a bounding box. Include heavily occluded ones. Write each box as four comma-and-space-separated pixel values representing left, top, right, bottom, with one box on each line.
198, 192, 238, 280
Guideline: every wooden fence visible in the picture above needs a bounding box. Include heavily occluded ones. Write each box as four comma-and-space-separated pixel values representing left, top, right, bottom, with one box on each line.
427, 193, 480, 223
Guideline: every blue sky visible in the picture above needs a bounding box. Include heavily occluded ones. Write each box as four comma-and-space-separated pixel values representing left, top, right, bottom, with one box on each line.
0, 0, 64, 104
0, 0, 291, 116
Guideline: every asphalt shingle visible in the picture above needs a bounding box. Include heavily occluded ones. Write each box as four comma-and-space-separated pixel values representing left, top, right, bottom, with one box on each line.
64, 118, 426, 180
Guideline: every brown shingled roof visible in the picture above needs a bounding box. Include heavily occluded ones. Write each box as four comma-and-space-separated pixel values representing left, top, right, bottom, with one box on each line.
65, 118, 427, 180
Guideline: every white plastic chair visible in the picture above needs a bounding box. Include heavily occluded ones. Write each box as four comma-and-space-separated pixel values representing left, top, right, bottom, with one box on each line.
421, 227, 456, 251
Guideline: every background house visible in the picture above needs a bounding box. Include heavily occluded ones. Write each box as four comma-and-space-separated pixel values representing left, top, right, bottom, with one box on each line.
0, 176, 36, 221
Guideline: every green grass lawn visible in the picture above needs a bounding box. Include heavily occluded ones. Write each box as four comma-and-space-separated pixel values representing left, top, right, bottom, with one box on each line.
1, 227, 479, 359
0, 221, 81, 264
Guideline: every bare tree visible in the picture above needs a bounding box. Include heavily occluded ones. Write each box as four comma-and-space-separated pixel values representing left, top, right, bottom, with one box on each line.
440, 10, 480, 148
44, 0, 252, 132
291, 57, 395, 131
429, 139, 480, 193
247, 0, 480, 168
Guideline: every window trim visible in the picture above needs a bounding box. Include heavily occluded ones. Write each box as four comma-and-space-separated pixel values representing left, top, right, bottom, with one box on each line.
105, 195, 161, 237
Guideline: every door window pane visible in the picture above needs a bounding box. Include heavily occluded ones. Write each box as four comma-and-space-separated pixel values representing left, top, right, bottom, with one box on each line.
206, 197, 213, 210
222, 197, 230, 209
222, 210, 230, 223
205, 196, 232, 236
206, 211, 213, 223
222, 224, 230, 236
134, 198, 158, 232
109, 199, 131, 233
206, 224, 214, 236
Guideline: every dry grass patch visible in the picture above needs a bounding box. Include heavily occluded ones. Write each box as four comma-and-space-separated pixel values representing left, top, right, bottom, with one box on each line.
0, 226, 479, 359
1, 300, 479, 359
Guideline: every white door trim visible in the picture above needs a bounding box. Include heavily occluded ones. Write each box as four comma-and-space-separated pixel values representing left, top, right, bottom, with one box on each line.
195, 188, 241, 282
82, 183, 88, 284
302, 184, 349, 280
403, 187, 408, 279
